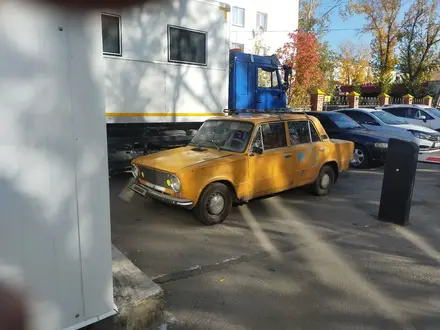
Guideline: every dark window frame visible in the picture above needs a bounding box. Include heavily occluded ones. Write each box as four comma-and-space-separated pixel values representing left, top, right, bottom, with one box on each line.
167, 25, 207, 66
258, 122, 288, 150
102, 13, 122, 56
287, 120, 322, 145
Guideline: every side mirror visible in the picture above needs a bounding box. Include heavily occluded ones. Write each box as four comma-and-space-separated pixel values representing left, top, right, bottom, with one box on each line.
366, 121, 379, 126
282, 82, 289, 91
251, 146, 263, 155
418, 115, 427, 121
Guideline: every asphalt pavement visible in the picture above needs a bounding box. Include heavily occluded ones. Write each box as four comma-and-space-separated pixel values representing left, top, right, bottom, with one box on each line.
110, 163, 440, 330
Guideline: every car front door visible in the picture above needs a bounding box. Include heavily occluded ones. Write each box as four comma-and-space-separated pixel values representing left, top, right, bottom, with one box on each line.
342, 111, 383, 132
255, 67, 284, 110
287, 120, 328, 186
248, 122, 292, 197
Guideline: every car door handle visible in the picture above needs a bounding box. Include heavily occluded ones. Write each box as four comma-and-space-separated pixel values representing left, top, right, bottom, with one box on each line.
319, 148, 325, 152
284, 153, 292, 158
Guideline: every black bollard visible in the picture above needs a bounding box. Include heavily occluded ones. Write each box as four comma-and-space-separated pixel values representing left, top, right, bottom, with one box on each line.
378, 138, 419, 226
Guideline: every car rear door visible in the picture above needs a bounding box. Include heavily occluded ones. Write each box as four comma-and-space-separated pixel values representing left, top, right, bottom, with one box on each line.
286, 120, 327, 186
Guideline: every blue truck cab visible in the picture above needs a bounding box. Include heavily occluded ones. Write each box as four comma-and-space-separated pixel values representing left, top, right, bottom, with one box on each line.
228, 51, 291, 111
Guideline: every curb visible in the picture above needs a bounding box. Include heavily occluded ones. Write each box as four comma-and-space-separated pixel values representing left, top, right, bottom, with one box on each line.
90, 246, 165, 330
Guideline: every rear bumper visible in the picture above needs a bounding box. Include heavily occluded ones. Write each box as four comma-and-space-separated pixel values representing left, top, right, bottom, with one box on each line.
131, 183, 194, 208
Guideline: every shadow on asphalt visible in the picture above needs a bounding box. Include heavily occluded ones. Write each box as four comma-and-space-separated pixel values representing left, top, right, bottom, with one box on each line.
109, 164, 440, 329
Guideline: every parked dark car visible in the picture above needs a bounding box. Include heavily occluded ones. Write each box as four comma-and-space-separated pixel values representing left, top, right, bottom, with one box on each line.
306, 111, 392, 168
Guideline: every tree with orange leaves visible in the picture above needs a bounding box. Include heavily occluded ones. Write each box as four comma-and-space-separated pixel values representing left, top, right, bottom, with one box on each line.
278, 31, 326, 107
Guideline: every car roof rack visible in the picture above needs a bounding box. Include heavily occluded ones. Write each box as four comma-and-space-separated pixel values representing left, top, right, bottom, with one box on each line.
223, 108, 309, 120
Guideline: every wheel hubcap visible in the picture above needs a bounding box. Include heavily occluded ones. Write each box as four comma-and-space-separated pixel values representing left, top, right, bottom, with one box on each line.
321, 173, 331, 189
351, 148, 365, 165
208, 193, 225, 215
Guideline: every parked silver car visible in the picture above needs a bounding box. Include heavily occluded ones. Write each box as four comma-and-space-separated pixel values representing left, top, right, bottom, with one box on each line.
336, 108, 440, 153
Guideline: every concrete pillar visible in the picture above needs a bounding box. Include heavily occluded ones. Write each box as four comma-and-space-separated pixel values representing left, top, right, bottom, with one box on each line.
310, 89, 325, 112
403, 94, 414, 105
347, 91, 360, 108
423, 95, 433, 107
378, 93, 390, 106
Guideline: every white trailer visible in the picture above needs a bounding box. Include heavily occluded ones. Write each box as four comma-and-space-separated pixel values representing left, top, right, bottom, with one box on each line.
0, 0, 230, 329
102, 0, 231, 172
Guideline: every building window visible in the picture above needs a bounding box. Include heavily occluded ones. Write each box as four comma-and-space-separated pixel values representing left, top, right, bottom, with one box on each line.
102, 14, 122, 56
231, 42, 244, 51
232, 7, 245, 27
256, 12, 268, 31
168, 26, 207, 65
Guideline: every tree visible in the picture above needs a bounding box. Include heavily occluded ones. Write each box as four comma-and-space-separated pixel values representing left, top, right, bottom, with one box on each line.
398, 0, 440, 95
299, 0, 345, 36
345, 0, 404, 92
278, 32, 326, 106
338, 42, 373, 86
298, 0, 342, 94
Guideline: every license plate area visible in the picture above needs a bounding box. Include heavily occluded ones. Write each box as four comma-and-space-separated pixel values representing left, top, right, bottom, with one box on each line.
131, 183, 148, 197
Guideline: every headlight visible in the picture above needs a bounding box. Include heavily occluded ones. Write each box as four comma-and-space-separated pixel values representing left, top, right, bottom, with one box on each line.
131, 164, 139, 178
411, 131, 431, 140
170, 175, 181, 193
374, 143, 388, 149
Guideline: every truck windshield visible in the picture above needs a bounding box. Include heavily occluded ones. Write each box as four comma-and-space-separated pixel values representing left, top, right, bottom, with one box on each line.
190, 120, 254, 153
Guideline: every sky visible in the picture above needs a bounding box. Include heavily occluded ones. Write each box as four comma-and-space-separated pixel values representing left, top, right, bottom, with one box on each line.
321, 0, 413, 51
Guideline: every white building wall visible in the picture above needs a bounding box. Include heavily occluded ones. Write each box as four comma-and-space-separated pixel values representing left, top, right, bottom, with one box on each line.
0, 1, 114, 330
229, 0, 299, 55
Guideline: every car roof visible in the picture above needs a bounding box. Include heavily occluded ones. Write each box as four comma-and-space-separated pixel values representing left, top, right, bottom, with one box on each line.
210, 112, 312, 124
337, 108, 379, 113
382, 104, 429, 109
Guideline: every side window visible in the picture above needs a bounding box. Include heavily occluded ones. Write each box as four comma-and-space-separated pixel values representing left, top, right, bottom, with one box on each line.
288, 121, 310, 145
346, 111, 376, 125
386, 108, 406, 117
258, 68, 279, 88
420, 110, 434, 120
310, 123, 321, 142
261, 123, 287, 149
102, 14, 122, 56
168, 26, 207, 65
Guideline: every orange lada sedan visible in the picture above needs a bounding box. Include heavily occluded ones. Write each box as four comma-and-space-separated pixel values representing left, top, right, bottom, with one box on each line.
131, 113, 354, 225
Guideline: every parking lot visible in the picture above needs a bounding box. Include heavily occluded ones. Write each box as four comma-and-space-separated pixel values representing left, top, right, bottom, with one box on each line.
110, 163, 440, 329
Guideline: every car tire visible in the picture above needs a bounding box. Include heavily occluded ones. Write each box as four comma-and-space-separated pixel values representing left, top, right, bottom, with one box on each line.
351, 144, 370, 169
193, 182, 232, 226
310, 164, 335, 196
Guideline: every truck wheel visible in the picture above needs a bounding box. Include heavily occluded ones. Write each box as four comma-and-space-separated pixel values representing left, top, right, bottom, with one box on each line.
310, 165, 335, 196
193, 182, 232, 226
351, 144, 370, 169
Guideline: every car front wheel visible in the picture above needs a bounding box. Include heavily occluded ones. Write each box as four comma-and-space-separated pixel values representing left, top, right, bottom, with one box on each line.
351, 144, 370, 169
193, 182, 232, 226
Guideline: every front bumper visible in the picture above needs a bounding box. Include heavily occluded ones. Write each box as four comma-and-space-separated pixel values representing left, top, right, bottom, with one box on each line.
371, 147, 387, 162
131, 182, 193, 208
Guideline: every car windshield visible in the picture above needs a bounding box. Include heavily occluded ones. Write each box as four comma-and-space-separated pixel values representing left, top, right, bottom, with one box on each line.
190, 120, 254, 153
326, 112, 362, 129
428, 108, 440, 118
372, 110, 407, 125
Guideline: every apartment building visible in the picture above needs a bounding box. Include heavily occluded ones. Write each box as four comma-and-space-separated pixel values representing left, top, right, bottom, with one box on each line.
228, 0, 299, 55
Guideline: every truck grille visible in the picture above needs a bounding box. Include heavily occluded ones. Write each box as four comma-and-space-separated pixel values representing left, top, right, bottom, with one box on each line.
138, 167, 171, 188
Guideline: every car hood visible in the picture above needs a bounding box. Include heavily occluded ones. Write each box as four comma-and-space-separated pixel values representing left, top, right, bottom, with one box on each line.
393, 124, 438, 134
132, 146, 235, 173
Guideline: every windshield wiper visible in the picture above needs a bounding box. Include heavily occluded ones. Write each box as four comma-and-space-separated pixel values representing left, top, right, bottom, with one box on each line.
209, 140, 220, 151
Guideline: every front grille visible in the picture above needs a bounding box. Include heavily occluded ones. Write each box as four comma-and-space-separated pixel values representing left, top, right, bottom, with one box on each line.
139, 167, 171, 188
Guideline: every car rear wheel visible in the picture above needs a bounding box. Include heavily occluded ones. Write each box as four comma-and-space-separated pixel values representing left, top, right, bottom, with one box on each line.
310, 164, 335, 196
193, 182, 232, 226
351, 144, 370, 169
